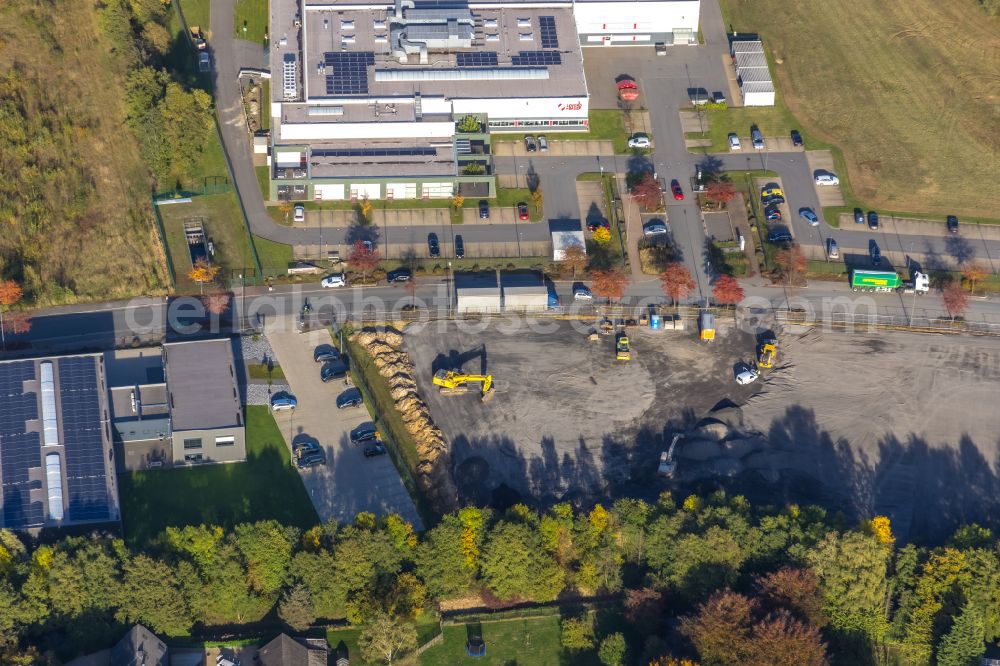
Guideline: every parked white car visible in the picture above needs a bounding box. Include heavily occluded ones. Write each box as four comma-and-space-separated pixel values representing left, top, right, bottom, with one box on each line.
735, 365, 759, 385
270, 395, 297, 412
728, 133, 741, 150
321, 273, 347, 288
628, 134, 651, 149
815, 173, 840, 186
293, 204, 305, 222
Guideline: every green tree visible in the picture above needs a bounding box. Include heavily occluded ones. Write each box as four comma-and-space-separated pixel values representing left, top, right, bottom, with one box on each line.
159, 83, 214, 185
116, 555, 191, 636
671, 526, 746, 600
457, 115, 481, 133
358, 611, 417, 665
415, 514, 478, 599
807, 531, 890, 642
560, 614, 595, 650
234, 521, 298, 594
936, 602, 986, 666
479, 520, 565, 601
279, 584, 316, 632
598, 632, 627, 666
165, 524, 224, 571
289, 550, 348, 619
181, 544, 269, 625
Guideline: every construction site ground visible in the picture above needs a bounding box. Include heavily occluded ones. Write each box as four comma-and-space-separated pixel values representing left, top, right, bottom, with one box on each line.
404, 319, 758, 508
404, 319, 1000, 544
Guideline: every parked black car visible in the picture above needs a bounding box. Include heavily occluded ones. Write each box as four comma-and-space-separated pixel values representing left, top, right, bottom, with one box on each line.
947, 215, 959, 234
297, 452, 326, 468
321, 360, 348, 383
293, 441, 321, 458
363, 442, 387, 458
764, 204, 782, 221
350, 422, 379, 444
869, 239, 882, 266
428, 233, 440, 258
854, 208, 865, 225
454, 235, 465, 259
313, 346, 340, 363
478, 200, 489, 219
790, 129, 803, 147
767, 228, 793, 244
868, 211, 879, 230
336, 388, 363, 409
386, 268, 412, 283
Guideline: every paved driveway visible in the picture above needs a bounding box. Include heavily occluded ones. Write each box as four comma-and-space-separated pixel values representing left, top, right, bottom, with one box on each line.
264, 319, 421, 528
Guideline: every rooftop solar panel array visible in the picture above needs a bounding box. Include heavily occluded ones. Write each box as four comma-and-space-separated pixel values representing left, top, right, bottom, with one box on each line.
511, 50, 562, 66
58, 357, 110, 522
313, 147, 437, 158
456, 52, 499, 68
538, 16, 558, 49
0, 361, 41, 528
324, 52, 375, 95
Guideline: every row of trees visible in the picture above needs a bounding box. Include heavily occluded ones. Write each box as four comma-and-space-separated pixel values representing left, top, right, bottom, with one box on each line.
105, 0, 216, 191
2, 493, 999, 664
584, 263, 742, 312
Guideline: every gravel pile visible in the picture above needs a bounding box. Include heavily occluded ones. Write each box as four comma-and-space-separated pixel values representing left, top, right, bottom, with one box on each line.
246, 383, 290, 406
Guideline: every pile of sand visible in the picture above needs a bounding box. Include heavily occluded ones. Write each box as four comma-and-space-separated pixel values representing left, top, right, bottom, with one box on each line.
351, 326, 458, 513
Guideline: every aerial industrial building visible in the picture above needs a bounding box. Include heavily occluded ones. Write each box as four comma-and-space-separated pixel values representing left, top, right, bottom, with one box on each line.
267, 0, 700, 201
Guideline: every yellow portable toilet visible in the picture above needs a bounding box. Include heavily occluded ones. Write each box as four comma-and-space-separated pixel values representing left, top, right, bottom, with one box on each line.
699, 312, 715, 341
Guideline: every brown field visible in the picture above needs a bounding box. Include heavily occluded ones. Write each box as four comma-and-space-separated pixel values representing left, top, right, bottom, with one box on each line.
722, 0, 1000, 217
0, 2, 168, 304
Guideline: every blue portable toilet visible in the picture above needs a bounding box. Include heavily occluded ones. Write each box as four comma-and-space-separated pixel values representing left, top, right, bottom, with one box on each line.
650, 314, 661, 330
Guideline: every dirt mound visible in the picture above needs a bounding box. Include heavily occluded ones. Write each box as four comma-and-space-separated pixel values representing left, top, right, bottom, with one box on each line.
350, 326, 458, 512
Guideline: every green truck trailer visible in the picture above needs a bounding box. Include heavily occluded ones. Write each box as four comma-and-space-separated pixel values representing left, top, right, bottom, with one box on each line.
851, 269, 929, 293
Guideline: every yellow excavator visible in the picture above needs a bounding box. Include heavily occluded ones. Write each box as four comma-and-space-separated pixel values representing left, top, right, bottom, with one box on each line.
433, 369, 495, 402
757, 341, 776, 369
616, 333, 631, 361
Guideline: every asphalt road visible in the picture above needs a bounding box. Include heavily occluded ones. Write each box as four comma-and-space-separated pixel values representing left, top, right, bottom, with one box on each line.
8, 279, 1000, 358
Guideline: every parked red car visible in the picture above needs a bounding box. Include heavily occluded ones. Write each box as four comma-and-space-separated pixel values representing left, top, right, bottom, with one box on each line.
517, 203, 529, 220
670, 179, 684, 201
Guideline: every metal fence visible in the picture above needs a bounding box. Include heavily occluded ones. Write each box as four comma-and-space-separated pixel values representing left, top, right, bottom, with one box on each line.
776, 309, 1000, 336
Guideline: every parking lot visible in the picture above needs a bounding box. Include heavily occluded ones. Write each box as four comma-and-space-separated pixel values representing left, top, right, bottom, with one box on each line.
264, 319, 421, 528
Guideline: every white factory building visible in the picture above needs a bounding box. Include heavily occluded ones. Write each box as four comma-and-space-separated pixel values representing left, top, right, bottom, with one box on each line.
267, 0, 701, 201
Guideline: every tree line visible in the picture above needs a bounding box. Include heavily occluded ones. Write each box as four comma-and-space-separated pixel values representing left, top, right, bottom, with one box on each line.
100, 0, 216, 192
1, 493, 999, 664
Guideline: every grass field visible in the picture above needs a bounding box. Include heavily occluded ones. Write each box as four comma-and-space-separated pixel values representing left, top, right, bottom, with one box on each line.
720, 0, 1000, 218
326, 616, 440, 664
0, 3, 170, 304
253, 235, 293, 274
177, 0, 210, 37
418, 615, 597, 666
491, 110, 633, 153
247, 363, 285, 380
159, 192, 253, 292
118, 406, 318, 545
234, 0, 268, 43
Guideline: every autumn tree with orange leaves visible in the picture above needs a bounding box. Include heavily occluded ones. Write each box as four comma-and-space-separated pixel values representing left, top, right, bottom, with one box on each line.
187, 258, 220, 294
705, 179, 737, 210
201, 291, 231, 316
0, 280, 30, 349
348, 240, 381, 284
962, 261, 988, 295
631, 173, 663, 212
712, 275, 744, 321
590, 268, 628, 303
773, 245, 806, 285
941, 282, 970, 321
660, 262, 695, 313
560, 244, 588, 278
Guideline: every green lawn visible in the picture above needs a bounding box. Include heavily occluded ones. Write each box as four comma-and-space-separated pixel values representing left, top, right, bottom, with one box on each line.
253, 236, 293, 275
418, 615, 595, 666
492, 109, 633, 154
177, 0, 210, 35
118, 406, 318, 545
247, 363, 285, 380
159, 192, 253, 292
234, 0, 268, 43
326, 616, 440, 664
256, 166, 270, 202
